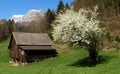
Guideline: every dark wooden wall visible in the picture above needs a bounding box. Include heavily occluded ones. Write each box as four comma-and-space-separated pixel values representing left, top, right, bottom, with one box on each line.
9, 37, 19, 59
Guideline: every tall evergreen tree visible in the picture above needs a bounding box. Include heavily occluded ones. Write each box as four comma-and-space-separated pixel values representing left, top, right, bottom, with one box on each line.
8, 19, 15, 34
57, 0, 65, 13
45, 8, 55, 28
65, 3, 70, 10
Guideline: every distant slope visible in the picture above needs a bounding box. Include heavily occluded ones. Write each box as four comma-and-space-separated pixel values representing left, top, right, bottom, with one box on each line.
72, 0, 120, 35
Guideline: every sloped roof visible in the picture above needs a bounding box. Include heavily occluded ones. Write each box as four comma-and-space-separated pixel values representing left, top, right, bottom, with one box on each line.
12, 32, 53, 45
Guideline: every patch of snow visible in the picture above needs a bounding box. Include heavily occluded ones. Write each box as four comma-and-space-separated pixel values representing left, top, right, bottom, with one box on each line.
11, 9, 44, 23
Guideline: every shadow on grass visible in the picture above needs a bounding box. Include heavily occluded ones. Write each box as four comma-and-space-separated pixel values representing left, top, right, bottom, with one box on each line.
69, 55, 112, 67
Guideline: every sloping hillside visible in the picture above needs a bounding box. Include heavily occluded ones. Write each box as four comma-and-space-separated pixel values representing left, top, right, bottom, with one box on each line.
72, 0, 120, 35
0, 39, 120, 74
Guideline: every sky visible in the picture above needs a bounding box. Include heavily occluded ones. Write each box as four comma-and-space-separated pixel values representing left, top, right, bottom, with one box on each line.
0, 0, 73, 20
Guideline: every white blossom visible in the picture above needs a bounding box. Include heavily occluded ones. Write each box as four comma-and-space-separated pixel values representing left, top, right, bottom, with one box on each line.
52, 6, 102, 44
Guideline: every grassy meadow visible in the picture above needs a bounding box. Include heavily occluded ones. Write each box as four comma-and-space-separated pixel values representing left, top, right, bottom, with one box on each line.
0, 39, 120, 74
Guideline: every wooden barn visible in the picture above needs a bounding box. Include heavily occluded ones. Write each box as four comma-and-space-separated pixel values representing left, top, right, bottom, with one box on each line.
8, 32, 57, 64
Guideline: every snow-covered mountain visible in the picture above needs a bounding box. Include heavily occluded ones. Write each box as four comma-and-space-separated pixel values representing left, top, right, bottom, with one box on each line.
11, 15, 24, 23
11, 9, 44, 23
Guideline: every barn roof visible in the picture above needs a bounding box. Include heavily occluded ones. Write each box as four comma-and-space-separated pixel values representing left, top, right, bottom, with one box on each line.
12, 32, 54, 46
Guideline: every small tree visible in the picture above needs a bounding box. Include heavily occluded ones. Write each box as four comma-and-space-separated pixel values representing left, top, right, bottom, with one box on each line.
65, 3, 70, 10
45, 9, 55, 26
57, 0, 65, 13
52, 6, 103, 64
8, 19, 15, 33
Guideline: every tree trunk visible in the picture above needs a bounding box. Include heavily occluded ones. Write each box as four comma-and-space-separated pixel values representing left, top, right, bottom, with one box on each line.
89, 49, 98, 64
116, 0, 119, 16
88, 36, 99, 64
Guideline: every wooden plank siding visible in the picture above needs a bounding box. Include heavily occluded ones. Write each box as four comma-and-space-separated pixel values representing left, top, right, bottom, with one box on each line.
10, 37, 19, 59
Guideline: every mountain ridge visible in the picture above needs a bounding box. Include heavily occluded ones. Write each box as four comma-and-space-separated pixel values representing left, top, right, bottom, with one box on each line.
11, 9, 44, 23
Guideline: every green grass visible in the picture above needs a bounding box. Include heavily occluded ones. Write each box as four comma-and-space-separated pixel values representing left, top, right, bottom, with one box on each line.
0, 39, 120, 74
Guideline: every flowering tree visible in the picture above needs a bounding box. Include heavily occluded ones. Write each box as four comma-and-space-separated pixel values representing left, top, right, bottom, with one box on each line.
52, 6, 103, 64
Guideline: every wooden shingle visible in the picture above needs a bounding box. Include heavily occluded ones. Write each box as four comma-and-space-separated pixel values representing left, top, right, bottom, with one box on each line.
12, 32, 54, 46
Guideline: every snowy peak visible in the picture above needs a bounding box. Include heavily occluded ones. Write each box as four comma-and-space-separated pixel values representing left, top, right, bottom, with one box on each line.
12, 15, 24, 23
11, 9, 44, 23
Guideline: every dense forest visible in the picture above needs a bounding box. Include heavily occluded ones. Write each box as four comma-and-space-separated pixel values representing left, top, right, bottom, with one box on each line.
73, 0, 120, 35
